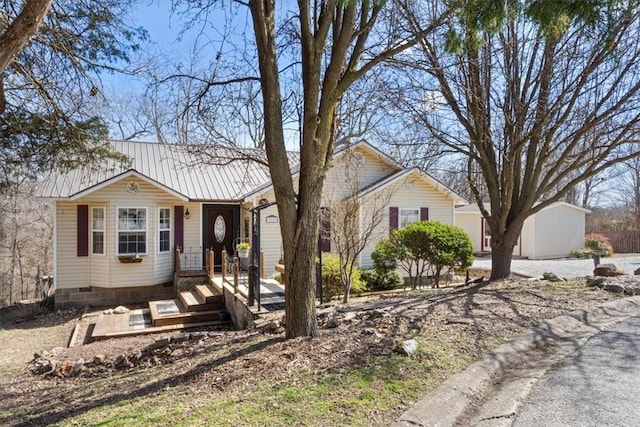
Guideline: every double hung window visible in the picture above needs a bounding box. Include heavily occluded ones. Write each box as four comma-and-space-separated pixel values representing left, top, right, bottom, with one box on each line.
92, 207, 105, 255
117, 208, 147, 255
159, 208, 171, 253
399, 208, 419, 228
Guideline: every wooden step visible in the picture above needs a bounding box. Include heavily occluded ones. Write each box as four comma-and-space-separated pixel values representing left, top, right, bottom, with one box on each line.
180, 290, 225, 312
91, 308, 231, 341
195, 284, 224, 304
149, 299, 229, 327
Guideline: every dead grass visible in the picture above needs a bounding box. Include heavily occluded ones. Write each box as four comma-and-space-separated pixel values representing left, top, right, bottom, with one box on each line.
0, 275, 621, 426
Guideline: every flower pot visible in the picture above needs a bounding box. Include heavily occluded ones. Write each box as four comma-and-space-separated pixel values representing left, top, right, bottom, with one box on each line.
118, 256, 143, 263
237, 249, 249, 259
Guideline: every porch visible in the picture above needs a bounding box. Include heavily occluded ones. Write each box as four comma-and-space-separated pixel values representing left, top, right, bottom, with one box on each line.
90, 247, 284, 340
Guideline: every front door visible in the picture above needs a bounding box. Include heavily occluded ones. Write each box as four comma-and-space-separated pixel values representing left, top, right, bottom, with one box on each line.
203, 205, 239, 271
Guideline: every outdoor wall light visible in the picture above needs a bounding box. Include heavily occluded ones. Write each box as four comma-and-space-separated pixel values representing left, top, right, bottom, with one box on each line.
184, 208, 191, 220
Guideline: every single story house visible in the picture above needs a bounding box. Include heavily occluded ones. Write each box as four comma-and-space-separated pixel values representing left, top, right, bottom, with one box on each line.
38, 140, 465, 308
455, 202, 590, 259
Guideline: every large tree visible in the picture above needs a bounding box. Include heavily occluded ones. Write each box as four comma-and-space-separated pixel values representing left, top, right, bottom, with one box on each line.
246, 1, 450, 337
399, 0, 640, 279
0, 0, 146, 175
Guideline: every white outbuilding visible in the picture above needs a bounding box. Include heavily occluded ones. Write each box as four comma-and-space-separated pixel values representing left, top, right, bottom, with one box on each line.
455, 202, 590, 259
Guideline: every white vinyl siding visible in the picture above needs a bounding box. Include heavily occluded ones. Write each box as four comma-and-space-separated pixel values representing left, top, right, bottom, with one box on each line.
360, 175, 456, 269
158, 207, 171, 253
92, 207, 105, 255
117, 208, 147, 255
324, 149, 397, 201
56, 179, 194, 289
56, 202, 90, 289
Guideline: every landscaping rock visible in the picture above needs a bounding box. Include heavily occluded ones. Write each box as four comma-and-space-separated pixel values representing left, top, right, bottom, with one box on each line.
626, 282, 640, 295
635, 268, 640, 275
325, 315, 340, 329
396, 339, 419, 356
260, 320, 282, 333
542, 272, 565, 282
190, 331, 208, 341
114, 353, 134, 369
28, 358, 55, 375
594, 264, 624, 277
171, 332, 190, 344
604, 282, 626, 293
93, 354, 106, 365
113, 306, 130, 314
447, 317, 475, 325
586, 277, 606, 288
51, 346, 65, 356
146, 338, 170, 352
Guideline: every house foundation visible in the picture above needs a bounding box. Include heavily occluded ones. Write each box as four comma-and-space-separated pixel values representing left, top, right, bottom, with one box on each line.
54, 284, 175, 309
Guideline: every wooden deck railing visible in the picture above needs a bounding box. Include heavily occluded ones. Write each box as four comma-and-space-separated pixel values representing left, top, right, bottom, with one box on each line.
206, 248, 215, 279
174, 246, 181, 274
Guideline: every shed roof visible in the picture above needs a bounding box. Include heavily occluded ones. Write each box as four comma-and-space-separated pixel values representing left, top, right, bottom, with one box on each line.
455, 201, 591, 214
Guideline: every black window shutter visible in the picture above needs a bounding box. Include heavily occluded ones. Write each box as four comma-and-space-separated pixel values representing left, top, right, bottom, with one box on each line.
77, 205, 89, 257
420, 207, 429, 221
175, 206, 184, 253
389, 207, 399, 234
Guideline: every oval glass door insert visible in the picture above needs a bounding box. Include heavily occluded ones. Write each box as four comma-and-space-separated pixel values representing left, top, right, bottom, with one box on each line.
214, 215, 226, 243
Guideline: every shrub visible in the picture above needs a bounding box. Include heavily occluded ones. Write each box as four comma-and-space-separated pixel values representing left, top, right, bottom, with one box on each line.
584, 233, 613, 256
361, 268, 403, 291
392, 221, 474, 289
570, 248, 589, 259
371, 238, 397, 271
0, 296, 54, 323
321, 253, 365, 301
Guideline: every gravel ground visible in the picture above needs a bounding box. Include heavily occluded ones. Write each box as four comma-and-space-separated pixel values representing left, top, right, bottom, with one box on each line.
472, 254, 640, 279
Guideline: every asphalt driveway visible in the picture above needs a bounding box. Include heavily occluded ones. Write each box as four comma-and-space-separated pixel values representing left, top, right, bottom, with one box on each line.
472, 254, 640, 279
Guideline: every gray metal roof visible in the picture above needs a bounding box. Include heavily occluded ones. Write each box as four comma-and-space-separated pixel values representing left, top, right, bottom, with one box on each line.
38, 140, 299, 201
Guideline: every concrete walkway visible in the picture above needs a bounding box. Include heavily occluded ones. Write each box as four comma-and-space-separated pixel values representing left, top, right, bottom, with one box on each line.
472, 255, 640, 279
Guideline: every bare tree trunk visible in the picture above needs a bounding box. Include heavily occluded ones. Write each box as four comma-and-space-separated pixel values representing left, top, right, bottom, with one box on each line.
490, 243, 513, 280
17, 245, 25, 300
489, 231, 521, 280
249, 0, 318, 337
9, 237, 17, 304
285, 220, 320, 337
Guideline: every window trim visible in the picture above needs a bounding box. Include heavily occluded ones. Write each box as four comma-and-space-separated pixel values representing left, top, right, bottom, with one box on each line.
91, 207, 105, 256
399, 208, 420, 228
116, 207, 148, 256
158, 207, 171, 254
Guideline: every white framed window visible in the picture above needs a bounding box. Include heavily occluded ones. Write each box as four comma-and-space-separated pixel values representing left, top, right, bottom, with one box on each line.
117, 207, 147, 255
399, 208, 420, 228
158, 207, 171, 253
92, 207, 105, 255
